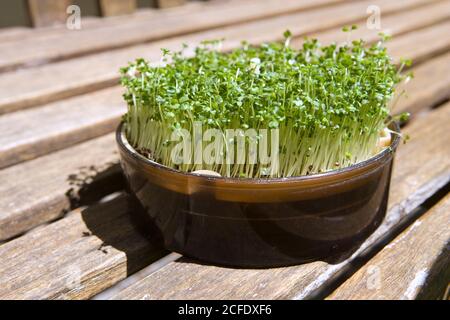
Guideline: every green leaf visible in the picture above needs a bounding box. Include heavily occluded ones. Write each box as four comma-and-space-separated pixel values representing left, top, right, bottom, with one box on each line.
283, 29, 292, 39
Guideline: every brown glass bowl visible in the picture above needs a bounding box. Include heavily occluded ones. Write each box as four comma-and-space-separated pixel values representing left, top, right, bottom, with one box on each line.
117, 122, 400, 267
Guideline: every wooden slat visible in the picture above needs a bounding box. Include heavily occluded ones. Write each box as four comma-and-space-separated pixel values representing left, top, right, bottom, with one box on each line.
0, 194, 165, 300
0, 0, 436, 115
0, 0, 348, 72
28, 0, 71, 28
299, 20, 450, 67
395, 52, 450, 115
0, 10, 449, 169
105, 102, 450, 299
0, 134, 121, 241
328, 194, 450, 300
0, 27, 31, 43
99, 0, 137, 17
299, 0, 450, 46
388, 20, 450, 65
0, 87, 124, 169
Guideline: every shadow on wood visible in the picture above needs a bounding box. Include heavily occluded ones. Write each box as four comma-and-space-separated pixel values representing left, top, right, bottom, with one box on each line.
66, 162, 125, 208
80, 193, 165, 276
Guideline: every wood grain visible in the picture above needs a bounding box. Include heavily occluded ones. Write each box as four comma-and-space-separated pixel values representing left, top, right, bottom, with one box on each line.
395, 52, 450, 115
0, 86, 124, 169
99, 0, 137, 17
388, 20, 450, 65
299, 0, 450, 46
106, 102, 450, 299
328, 194, 450, 300
0, 0, 436, 115
0, 0, 347, 72
27, 0, 71, 28
0, 134, 121, 241
0, 194, 165, 300
295, 18, 450, 73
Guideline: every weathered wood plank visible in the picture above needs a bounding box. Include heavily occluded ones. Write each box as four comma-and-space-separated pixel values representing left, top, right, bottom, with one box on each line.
0, 0, 436, 115
0, 11, 448, 170
0, 27, 30, 43
0, 0, 347, 72
388, 20, 450, 65
27, 0, 71, 28
395, 52, 450, 115
106, 102, 450, 299
0, 194, 165, 300
99, 0, 137, 17
328, 194, 450, 300
302, 20, 450, 68
300, 0, 450, 46
0, 134, 121, 241
0, 87, 124, 169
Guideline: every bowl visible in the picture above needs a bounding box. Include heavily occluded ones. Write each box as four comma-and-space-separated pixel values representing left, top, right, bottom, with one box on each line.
116, 122, 400, 267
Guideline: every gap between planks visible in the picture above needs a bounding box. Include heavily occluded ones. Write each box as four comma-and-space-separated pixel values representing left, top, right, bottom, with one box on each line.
92, 252, 182, 300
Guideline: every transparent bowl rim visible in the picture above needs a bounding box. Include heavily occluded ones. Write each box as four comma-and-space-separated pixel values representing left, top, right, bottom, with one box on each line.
116, 121, 400, 185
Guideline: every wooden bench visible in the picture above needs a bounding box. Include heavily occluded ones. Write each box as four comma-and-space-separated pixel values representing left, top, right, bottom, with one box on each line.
4, 0, 186, 28
0, 0, 448, 300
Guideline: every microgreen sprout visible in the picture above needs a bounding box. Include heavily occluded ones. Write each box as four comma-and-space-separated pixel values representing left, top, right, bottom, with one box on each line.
120, 32, 406, 178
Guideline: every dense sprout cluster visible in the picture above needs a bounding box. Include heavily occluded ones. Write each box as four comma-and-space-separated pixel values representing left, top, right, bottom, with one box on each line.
120, 33, 404, 178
